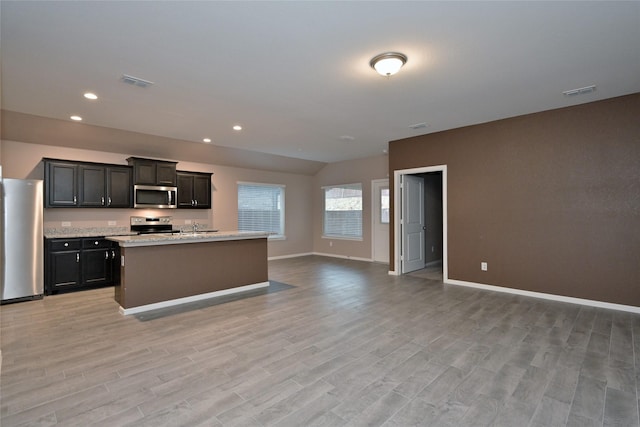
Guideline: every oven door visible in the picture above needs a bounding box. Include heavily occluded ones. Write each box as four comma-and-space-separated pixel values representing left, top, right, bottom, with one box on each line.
133, 185, 177, 209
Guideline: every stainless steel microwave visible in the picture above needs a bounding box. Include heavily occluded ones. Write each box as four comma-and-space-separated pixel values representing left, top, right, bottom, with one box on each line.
133, 185, 177, 209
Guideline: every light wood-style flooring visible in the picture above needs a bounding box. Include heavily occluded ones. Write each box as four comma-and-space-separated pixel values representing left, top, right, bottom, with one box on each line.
2, 255, 640, 426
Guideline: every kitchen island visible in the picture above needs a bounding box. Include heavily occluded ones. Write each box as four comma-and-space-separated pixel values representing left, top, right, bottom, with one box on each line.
107, 231, 270, 315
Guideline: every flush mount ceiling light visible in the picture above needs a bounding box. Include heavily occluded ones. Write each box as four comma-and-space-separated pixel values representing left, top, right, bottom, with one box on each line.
83, 92, 98, 100
370, 52, 407, 76
70, 115, 82, 121
233, 125, 242, 131
203, 138, 212, 143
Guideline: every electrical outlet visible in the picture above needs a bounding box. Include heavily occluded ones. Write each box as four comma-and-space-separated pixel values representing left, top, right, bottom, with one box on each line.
108, 220, 116, 226
481, 262, 488, 271
62, 221, 71, 227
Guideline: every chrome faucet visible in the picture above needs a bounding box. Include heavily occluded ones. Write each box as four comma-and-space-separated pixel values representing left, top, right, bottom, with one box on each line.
192, 223, 199, 233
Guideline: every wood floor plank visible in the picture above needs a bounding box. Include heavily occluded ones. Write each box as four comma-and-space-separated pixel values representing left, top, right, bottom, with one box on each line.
2, 255, 640, 426
568, 374, 606, 422
603, 387, 640, 427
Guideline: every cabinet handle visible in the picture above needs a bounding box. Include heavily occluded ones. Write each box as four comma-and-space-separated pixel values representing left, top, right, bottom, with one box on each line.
76, 253, 80, 263
195, 200, 198, 206
64, 242, 69, 247
111, 250, 116, 259
105, 251, 110, 260
95, 241, 99, 245
73, 196, 77, 205
108, 197, 112, 206
168, 191, 173, 205
101, 196, 105, 205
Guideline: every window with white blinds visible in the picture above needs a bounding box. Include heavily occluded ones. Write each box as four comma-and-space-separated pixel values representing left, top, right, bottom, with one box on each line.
323, 183, 363, 239
237, 183, 284, 238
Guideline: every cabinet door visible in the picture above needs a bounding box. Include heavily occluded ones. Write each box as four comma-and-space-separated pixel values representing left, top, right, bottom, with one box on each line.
50, 251, 81, 290
192, 175, 211, 208
176, 173, 195, 208
107, 167, 132, 208
79, 165, 106, 207
110, 244, 121, 285
133, 159, 157, 185
82, 248, 111, 285
156, 163, 177, 186
46, 162, 77, 207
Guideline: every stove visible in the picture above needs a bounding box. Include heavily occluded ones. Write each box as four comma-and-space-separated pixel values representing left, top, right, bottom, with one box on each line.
130, 216, 177, 234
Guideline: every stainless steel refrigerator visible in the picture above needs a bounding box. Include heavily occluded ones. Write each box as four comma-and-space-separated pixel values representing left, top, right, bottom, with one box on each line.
1, 178, 44, 303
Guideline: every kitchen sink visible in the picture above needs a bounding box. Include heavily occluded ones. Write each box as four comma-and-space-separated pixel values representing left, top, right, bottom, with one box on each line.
180, 230, 219, 236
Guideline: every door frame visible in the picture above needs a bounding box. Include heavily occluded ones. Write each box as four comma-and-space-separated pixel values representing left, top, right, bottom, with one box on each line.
371, 178, 389, 263
392, 165, 448, 280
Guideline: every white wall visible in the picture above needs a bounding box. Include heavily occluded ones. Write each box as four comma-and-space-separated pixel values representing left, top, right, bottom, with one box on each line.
312, 155, 389, 261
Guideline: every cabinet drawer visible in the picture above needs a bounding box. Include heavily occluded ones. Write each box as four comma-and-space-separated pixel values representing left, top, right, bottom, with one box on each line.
82, 238, 111, 249
49, 239, 81, 251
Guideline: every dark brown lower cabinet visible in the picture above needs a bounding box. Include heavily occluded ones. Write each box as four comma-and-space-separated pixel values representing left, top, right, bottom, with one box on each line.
45, 237, 120, 295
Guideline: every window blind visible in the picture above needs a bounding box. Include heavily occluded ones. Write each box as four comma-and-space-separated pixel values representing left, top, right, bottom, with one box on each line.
323, 183, 362, 238
238, 183, 284, 236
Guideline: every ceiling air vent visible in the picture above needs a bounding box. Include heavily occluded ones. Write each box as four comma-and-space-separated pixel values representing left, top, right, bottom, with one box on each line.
408, 122, 428, 130
121, 74, 154, 88
562, 85, 596, 97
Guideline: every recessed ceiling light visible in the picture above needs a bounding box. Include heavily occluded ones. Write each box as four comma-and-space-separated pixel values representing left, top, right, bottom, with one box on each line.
70, 115, 83, 121
203, 138, 211, 143
233, 125, 242, 131
83, 92, 98, 100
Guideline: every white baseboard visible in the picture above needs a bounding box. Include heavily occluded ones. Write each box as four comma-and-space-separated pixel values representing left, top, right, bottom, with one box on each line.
445, 278, 640, 314
264, 255, 637, 313
268, 252, 314, 261
313, 252, 373, 262
268, 252, 373, 263
119, 281, 270, 316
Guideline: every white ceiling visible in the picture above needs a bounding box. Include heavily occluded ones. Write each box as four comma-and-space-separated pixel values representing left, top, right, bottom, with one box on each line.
2, 1, 639, 164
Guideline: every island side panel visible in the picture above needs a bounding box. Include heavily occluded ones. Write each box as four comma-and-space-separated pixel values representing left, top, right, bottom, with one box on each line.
117, 238, 268, 309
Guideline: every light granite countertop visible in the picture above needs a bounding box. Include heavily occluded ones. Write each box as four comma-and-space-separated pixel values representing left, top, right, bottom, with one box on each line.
44, 227, 137, 239
106, 230, 270, 247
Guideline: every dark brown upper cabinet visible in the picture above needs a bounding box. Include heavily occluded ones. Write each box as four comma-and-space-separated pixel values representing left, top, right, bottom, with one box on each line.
177, 171, 212, 209
43, 159, 132, 208
127, 157, 177, 186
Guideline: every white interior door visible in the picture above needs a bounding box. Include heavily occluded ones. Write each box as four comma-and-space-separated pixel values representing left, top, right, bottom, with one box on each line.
402, 175, 425, 273
372, 179, 389, 263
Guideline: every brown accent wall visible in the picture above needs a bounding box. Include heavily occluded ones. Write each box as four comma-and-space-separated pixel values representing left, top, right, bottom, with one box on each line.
389, 93, 640, 306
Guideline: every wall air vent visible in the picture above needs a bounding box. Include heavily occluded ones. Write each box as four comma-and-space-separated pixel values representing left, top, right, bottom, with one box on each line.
121, 74, 154, 88
562, 85, 596, 97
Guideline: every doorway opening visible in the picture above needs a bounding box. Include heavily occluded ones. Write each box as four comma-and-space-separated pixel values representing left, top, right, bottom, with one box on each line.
372, 179, 389, 263
393, 165, 447, 280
